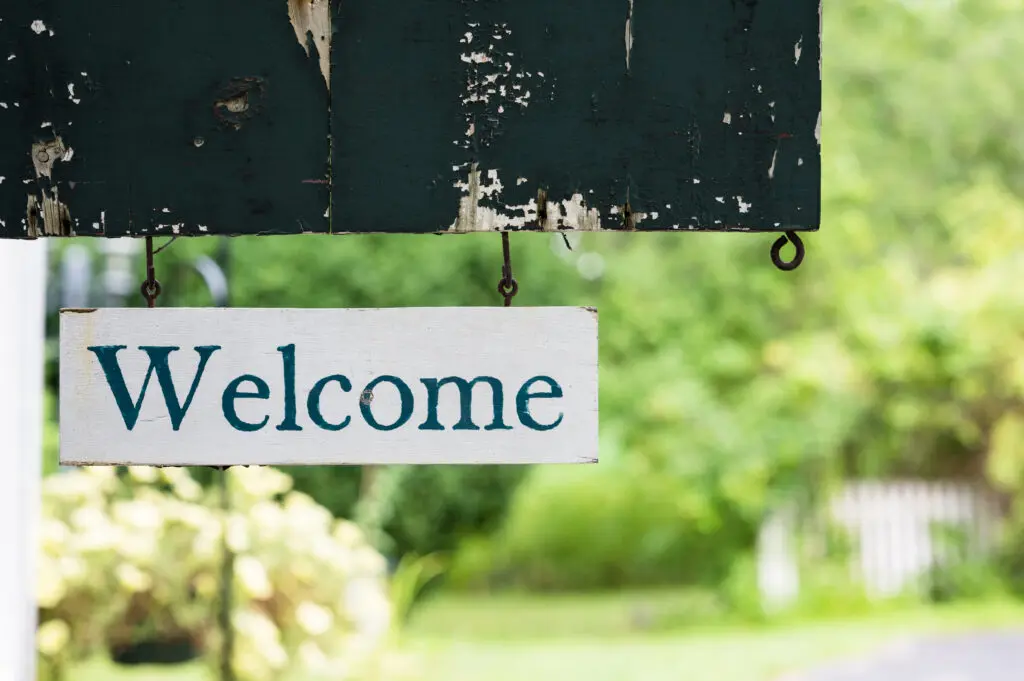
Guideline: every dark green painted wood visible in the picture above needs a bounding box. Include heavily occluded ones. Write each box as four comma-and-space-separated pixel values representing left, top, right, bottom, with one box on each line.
0, 0, 329, 239
1, 0, 820, 238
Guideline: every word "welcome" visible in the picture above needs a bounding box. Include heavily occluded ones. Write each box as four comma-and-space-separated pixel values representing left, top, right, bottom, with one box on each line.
87, 344, 565, 434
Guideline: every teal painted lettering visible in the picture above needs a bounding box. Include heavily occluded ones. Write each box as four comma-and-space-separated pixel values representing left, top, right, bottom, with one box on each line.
87, 345, 221, 431
419, 376, 512, 431
276, 344, 303, 432
516, 376, 564, 431
307, 374, 352, 431
360, 375, 413, 431
222, 375, 271, 432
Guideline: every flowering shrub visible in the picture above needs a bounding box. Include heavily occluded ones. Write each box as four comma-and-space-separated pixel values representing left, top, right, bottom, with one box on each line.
37, 466, 393, 681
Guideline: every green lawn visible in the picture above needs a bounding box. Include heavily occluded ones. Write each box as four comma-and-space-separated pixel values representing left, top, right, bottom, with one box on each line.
70, 593, 1024, 681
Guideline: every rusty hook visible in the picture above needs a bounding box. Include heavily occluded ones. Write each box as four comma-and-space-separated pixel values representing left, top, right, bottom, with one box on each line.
140, 236, 162, 307
497, 231, 519, 307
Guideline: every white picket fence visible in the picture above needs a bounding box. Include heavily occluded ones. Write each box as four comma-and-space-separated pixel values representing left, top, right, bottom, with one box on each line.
757, 480, 1003, 609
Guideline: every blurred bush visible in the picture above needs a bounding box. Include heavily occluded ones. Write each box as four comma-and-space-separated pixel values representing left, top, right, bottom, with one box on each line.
452, 463, 752, 591
36, 466, 393, 681
356, 465, 530, 559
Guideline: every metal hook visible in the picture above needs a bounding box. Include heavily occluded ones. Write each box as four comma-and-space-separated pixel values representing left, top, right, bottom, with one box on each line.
140, 236, 162, 307
497, 231, 519, 306
139, 236, 179, 306
770, 231, 805, 272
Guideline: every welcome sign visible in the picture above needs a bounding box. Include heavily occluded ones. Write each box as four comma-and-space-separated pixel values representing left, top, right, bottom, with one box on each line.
59, 307, 598, 466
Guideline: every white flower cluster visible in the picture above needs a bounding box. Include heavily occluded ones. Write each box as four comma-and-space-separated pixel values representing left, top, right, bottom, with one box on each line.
37, 465, 394, 681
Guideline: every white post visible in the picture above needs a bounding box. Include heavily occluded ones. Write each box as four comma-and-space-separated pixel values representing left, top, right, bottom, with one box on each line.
0, 239, 47, 681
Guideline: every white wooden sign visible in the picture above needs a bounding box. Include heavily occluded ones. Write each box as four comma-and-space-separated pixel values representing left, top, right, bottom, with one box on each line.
59, 307, 598, 466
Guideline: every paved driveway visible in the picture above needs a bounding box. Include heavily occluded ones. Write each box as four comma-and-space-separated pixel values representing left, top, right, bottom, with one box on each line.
783, 632, 1024, 681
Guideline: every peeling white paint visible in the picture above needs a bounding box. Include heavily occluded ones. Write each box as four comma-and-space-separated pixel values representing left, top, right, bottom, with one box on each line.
67, 83, 80, 105
768, 149, 777, 179
450, 165, 603, 232
555, 194, 603, 232
798, 157, 804, 166
815, 111, 821, 146
7, 55, 15, 61
722, 112, 732, 125
288, 0, 331, 90
198, 225, 209, 233
794, 37, 803, 65
625, 0, 635, 72
457, 22, 551, 151
737, 196, 752, 213
715, 196, 725, 204
31, 137, 67, 180
693, 178, 701, 185
30, 20, 47, 35
0, 103, 7, 109
461, 52, 492, 65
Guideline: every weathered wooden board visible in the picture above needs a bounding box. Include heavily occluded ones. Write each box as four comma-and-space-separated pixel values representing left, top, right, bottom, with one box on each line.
59, 307, 599, 466
3, 1, 820, 238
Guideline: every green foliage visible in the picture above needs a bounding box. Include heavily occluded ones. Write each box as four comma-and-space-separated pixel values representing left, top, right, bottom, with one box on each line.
279, 466, 363, 520
484, 463, 751, 590
927, 560, 1011, 604
356, 465, 530, 559
387, 553, 446, 641
37, 467, 394, 681
43, 390, 60, 477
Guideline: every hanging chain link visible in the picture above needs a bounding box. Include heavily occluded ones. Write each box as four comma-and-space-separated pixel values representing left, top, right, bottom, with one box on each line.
497, 231, 519, 307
